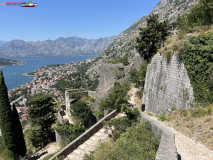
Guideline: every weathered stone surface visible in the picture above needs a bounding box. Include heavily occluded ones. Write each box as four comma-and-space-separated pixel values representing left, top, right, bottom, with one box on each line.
142, 53, 194, 114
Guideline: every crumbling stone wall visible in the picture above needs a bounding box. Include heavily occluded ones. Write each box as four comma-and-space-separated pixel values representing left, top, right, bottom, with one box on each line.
142, 53, 194, 114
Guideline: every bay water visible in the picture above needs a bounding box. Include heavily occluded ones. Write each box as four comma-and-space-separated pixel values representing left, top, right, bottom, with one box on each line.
0, 56, 93, 91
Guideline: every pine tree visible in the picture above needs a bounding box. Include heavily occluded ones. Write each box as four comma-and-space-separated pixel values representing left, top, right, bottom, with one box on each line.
136, 14, 170, 62
0, 71, 16, 150
12, 104, 26, 157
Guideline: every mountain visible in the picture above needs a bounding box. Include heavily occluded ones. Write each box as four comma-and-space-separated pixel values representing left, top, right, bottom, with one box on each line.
0, 41, 7, 47
85, 0, 198, 110
0, 36, 114, 57
87, 0, 198, 75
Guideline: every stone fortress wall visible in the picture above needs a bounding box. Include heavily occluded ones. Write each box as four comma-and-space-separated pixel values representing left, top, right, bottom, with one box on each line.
142, 53, 194, 114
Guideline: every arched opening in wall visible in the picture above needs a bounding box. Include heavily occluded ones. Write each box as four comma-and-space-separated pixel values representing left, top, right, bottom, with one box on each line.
141, 104, 145, 112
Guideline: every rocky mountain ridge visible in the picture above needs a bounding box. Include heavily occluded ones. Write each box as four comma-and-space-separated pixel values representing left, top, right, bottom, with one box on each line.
87, 0, 197, 77
86, 0, 198, 110
0, 36, 114, 57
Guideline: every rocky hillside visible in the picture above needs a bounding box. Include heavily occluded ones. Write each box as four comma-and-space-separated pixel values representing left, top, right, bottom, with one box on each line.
0, 36, 114, 57
87, 0, 197, 76
86, 0, 198, 102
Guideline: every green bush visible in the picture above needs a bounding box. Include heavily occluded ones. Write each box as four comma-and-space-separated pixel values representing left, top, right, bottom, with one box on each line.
191, 106, 212, 118
180, 32, 213, 103
129, 61, 148, 89
108, 54, 129, 66
98, 81, 130, 118
158, 114, 167, 121
177, 0, 213, 35
107, 106, 140, 141
107, 117, 132, 141
70, 100, 97, 128
180, 110, 188, 117
54, 124, 85, 146
84, 122, 159, 160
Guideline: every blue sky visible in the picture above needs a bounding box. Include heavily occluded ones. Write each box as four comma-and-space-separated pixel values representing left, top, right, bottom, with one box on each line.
0, 0, 160, 41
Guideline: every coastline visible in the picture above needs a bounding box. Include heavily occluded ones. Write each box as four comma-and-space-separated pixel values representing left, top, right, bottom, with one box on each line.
21, 73, 35, 77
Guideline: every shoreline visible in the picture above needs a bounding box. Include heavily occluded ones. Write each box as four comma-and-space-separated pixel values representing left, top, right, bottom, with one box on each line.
21, 73, 35, 77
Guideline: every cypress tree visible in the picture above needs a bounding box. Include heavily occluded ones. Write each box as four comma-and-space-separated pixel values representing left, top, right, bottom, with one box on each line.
12, 104, 26, 157
0, 71, 16, 150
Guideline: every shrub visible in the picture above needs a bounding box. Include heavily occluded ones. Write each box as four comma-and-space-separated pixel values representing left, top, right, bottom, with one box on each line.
70, 100, 97, 128
180, 32, 213, 103
129, 61, 148, 89
177, 0, 213, 36
54, 124, 85, 146
84, 122, 159, 160
171, 107, 176, 111
180, 110, 188, 117
98, 81, 130, 118
158, 114, 167, 121
191, 106, 212, 118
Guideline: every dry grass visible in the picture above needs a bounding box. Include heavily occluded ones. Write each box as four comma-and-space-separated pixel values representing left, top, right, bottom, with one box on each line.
164, 104, 213, 150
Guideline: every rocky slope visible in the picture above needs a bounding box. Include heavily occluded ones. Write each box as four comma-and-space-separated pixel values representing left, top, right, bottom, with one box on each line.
0, 36, 114, 57
87, 0, 197, 100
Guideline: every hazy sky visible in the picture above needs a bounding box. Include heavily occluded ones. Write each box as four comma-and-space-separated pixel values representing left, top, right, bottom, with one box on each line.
0, 0, 160, 41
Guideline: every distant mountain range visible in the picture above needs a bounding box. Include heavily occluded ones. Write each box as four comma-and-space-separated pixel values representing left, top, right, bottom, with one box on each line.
0, 41, 7, 47
0, 36, 114, 57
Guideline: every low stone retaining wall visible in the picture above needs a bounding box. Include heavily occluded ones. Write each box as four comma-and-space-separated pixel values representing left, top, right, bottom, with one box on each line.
50, 110, 117, 160
140, 113, 178, 160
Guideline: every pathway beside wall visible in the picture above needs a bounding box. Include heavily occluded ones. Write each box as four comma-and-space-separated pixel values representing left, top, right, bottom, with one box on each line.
128, 85, 213, 160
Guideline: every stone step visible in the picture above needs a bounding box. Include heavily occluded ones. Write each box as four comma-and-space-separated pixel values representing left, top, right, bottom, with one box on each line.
94, 131, 104, 137
85, 139, 94, 146
79, 143, 88, 150
99, 128, 107, 133
73, 148, 83, 155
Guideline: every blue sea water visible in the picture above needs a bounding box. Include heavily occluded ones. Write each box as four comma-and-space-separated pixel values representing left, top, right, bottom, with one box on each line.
0, 56, 93, 91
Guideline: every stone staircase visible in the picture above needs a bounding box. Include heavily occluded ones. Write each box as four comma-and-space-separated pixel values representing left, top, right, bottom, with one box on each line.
65, 127, 109, 160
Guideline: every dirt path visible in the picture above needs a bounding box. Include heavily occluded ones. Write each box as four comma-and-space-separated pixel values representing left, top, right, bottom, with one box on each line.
127, 85, 213, 160
173, 129, 213, 160
127, 84, 141, 108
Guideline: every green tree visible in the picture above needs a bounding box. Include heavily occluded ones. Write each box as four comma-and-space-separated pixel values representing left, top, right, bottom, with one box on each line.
12, 104, 26, 157
70, 100, 97, 128
0, 71, 16, 151
27, 93, 56, 148
98, 81, 130, 118
136, 14, 170, 61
